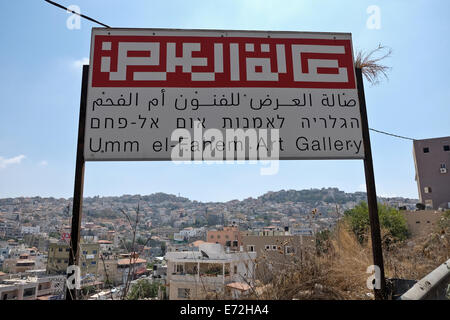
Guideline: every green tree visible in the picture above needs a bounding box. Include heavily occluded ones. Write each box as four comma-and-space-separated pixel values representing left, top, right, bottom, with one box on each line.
126, 280, 160, 300
48, 232, 60, 239
344, 201, 408, 243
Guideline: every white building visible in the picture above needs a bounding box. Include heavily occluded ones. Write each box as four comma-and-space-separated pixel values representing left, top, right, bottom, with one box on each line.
0, 275, 65, 300
21, 226, 40, 235
179, 227, 205, 238
165, 243, 256, 300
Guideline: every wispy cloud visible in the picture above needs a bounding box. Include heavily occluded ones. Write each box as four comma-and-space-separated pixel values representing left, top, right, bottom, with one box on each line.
38, 160, 48, 167
72, 57, 89, 69
0, 155, 26, 169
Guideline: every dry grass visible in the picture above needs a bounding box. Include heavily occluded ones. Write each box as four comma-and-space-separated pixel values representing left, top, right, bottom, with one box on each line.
248, 219, 449, 300
194, 213, 449, 300
384, 230, 449, 280
250, 223, 373, 300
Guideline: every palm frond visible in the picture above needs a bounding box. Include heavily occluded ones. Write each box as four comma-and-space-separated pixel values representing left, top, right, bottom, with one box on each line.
355, 44, 392, 85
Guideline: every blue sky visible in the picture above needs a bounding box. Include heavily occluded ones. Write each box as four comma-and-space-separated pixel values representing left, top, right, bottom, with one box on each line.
0, 0, 449, 202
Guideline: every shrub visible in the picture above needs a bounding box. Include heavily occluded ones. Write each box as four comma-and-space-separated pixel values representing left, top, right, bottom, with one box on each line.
126, 279, 160, 300
344, 201, 408, 243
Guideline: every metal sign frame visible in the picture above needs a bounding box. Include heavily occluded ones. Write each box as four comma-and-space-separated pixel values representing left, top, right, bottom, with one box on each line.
67, 29, 386, 300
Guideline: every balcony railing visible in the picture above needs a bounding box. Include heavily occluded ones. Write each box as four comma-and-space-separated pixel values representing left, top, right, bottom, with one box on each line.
170, 273, 239, 284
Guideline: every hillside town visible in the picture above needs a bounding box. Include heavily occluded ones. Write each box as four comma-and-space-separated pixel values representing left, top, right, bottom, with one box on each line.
0, 188, 424, 300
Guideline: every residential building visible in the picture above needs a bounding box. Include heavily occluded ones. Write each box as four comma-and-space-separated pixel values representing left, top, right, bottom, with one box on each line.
117, 256, 148, 284
97, 258, 121, 285
242, 232, 314, 257
241, 232, 315, 279
206, 226, 242, 251
14, 254, 36, 273
0, 274, 65, 300
21, 226, 40, 235
23, 233, 50, 252
165, 243, 256, 300
413, 137, 450, 209
98, 240, 114, 257
46, 242, 100, 276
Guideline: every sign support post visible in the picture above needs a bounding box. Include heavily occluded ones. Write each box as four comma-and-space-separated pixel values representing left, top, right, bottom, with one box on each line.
356, 67, 387, 300
66, 65, 89, 300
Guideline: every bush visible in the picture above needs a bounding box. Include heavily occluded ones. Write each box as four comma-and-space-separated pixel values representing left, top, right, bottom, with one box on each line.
344, 201, 408, 243
126, 279, 160, 300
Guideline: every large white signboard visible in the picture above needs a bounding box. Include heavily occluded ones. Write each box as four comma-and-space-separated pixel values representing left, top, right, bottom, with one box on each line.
85, 28, 363, 161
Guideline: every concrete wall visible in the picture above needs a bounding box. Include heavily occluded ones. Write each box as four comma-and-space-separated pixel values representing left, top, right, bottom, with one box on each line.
401, 210, 443, 238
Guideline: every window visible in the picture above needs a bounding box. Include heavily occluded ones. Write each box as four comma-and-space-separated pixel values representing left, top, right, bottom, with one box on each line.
423, 147, 429, 153
225, 240, 231, 247
234, 266, 238, 274
232, 240, 238, 247
92, 250, 97, 254
91, 261, 96, 265
57, 259, 61, 263
176, 264, 184, 273
58, 248, 62, 252
441, 164, 447, 169
225, 235, 229, 239
424, 187, 432, 193
264, 245, 271, 250
416, 221, 420, 224
285, 246, 295, 254
247, 245, 255, 252
82, 251, 87, 255
210, 235, 214, 239
177, 288, 190, 299
444, 145, 449, 151
272, 245, 277, 250
23, 288, 35, 297
217, 235, 221, 239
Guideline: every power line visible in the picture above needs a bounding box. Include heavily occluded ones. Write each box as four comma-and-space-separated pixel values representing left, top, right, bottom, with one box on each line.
44, 1, 418, 144
44, 0, 111, 28
369, 128, 415, 141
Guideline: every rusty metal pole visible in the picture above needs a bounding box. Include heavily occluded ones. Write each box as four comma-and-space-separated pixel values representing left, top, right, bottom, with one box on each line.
356, 67, 387, 300
66, 65, 89, 300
